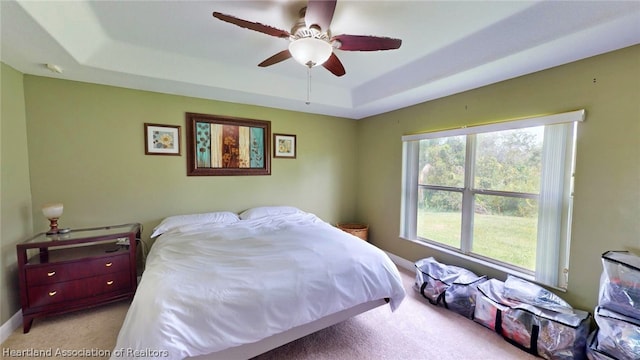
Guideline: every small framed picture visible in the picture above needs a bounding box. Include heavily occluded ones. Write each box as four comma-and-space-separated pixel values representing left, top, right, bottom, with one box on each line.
144, 123, 181, 156
273, 134, 296, 159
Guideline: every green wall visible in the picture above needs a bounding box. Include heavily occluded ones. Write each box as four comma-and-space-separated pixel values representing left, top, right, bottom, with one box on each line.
1, 63, 33, 324
356, 44, 640, 312
23, 77, 359, 239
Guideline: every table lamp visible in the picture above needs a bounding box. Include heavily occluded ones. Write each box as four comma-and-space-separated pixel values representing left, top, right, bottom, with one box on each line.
42, 203, 63, 234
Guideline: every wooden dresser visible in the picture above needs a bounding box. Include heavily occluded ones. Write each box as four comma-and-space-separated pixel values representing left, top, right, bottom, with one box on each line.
16, 223, 140, 333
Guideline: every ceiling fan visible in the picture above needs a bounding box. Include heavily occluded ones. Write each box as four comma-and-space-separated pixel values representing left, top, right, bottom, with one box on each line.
212, 0, 402, 77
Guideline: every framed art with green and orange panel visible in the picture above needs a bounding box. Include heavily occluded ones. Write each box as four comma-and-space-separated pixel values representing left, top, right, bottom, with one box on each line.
185, 112, 271, 176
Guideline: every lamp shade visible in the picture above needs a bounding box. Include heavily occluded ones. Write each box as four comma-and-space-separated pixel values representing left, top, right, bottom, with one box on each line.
288, 38, 332, 68
42, 203, 63, 219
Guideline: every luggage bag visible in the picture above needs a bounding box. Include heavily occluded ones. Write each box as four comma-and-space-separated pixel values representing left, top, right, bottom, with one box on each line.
599, 251, 640, 319
414, 257, 486, 318
474, 277, 591, 360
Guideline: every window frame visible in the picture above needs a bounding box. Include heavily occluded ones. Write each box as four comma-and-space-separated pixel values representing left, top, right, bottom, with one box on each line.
401, 110, 584, 289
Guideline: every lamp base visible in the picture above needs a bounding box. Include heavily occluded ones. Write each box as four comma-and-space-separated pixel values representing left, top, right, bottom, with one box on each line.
47, 218, 60, 235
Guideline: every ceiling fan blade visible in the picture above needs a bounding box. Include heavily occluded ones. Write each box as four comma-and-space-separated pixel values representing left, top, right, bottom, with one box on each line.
332, 34, 402, 51
305, 0, 337, 31
258, 50, 292, 67
213, 12, 290, 38
322, 53, 346, 77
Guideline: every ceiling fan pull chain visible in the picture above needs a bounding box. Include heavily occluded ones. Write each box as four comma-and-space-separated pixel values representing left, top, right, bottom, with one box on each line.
306, 66, 311, 105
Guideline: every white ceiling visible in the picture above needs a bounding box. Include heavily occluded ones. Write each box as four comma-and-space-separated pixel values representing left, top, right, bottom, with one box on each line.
2, 0, 639, 119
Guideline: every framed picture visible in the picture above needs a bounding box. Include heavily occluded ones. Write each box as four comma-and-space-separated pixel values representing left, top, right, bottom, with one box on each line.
273, 134, 297, 159
185, 112, 271, 176
144, 123, 181, 155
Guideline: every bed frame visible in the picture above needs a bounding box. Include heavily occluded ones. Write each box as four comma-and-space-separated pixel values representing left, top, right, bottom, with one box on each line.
189, 298, 389, 360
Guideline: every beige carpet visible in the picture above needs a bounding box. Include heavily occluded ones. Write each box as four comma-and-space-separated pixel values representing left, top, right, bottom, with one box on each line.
2, 299, 129, 359
2, 268, 536, 359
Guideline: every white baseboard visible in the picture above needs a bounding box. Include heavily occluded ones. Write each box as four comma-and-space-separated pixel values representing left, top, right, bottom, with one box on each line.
1, 309, 22, 343
385, 251, 414, 272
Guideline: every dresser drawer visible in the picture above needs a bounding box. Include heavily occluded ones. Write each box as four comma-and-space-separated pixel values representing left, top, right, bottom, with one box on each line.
28, 278, 88, 307
92, 271, 131, 296
26, 263, 92, 286
88, 253, 130, 274
26, 253, 130, 285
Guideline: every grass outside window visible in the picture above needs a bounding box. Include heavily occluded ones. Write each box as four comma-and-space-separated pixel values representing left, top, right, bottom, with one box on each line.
417, 209, 537, 271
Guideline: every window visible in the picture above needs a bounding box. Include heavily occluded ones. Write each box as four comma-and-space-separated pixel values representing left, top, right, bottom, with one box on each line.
401, 110, 584, 288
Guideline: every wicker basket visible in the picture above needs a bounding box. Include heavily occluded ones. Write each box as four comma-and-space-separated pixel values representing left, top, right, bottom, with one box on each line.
337, 223, 369, 241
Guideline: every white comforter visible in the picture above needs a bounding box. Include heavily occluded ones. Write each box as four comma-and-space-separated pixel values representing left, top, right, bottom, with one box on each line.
112, 213, 405, 359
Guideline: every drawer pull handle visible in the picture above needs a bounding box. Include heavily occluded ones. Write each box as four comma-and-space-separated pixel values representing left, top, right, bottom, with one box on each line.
105, 262, 113, 267
47, 271, 56, 277
48, 291, 57, 297
106, 280, 114, 285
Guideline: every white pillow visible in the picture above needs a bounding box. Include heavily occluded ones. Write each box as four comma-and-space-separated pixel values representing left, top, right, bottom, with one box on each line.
151, 211, 239, 238
239, 206, 303, 220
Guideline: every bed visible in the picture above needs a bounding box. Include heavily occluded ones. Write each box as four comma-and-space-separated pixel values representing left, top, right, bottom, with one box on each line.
111, 206, 406, 360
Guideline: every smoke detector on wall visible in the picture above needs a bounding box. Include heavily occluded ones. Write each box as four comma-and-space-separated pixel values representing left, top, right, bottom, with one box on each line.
45, 63, 63, 74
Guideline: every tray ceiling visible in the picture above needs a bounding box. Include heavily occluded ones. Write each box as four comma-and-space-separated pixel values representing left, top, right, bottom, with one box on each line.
2, 0, 639, 119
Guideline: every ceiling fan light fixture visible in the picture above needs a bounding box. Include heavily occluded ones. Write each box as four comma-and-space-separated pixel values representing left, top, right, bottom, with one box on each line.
288, 37, 332, 68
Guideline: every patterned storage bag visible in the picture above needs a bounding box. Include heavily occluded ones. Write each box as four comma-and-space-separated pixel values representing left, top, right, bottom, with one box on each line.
474, 279, 517, 331
599, 251, 640, 319
474, 276, 591, 360
592, 306, 640, 359
414, 257, 486, 318
586, 330, 617, 360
